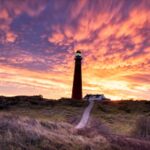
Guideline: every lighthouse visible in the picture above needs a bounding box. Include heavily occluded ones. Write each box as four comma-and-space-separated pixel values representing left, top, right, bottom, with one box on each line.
72, 51, 82, 100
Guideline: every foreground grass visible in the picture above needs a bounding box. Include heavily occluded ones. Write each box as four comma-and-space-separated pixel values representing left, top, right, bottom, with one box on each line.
0, 98, 149, 136
0, 114, 150, 150
0, 96, 150, 149
0, 114, 110, 150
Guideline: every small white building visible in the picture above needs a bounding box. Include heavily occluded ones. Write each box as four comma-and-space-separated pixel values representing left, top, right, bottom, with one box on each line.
84, 94, 110, 101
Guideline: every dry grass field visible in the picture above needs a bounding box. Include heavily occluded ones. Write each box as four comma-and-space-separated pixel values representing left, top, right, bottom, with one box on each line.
0, 96, 150, 150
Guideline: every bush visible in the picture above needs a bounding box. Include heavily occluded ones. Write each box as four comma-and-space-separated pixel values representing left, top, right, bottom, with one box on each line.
133, 116, 150, 140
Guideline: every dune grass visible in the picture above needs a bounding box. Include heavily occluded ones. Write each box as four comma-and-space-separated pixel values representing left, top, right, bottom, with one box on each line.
0, 98, 149, 136
0, 96, 150, 149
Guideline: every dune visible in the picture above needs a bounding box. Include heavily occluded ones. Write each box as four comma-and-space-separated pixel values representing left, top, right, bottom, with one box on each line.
0, 114, 150, 150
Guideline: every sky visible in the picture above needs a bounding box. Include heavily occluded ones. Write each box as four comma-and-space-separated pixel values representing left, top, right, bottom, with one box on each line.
0, 0, 150, 100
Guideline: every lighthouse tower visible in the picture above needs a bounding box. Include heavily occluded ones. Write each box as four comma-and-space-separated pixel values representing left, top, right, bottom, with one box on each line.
72, 51, 82, 100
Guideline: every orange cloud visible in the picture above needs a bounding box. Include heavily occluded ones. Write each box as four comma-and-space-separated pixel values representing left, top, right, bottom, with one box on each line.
0, 9, 9, 19
6, 32, 17, 43
0, 64, 72, 99
48, 32, 64, 44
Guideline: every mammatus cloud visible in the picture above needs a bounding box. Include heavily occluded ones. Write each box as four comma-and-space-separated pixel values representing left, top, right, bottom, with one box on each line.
0, 0, 150, 100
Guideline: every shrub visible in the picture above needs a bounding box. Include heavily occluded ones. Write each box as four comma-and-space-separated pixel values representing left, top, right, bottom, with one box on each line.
133, 116, 150, 140
118, 104, 131, 113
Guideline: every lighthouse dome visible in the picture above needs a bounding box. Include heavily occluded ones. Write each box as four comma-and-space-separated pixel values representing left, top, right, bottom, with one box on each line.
76, 50, 81, 53
75, 51, 82, 57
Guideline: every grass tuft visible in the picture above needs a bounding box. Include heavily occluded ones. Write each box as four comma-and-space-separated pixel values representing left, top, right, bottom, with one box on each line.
132, 116, 150, 140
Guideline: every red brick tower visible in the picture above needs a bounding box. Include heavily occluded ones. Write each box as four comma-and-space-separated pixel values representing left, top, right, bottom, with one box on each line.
72, 51, 82, 100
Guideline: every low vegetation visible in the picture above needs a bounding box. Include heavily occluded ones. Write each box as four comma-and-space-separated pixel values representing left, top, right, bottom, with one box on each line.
0, 114, 150, 150
133, 116, 150, 140
0, 114, 110, 150
0, 96, 150, 149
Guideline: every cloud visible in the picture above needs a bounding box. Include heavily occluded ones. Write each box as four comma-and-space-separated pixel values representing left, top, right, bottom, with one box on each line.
0, 0, 150, 100
6, 32, 17, 42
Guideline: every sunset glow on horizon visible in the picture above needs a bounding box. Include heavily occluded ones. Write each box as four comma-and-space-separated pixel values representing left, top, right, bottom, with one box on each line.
0, 0, 150, 100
